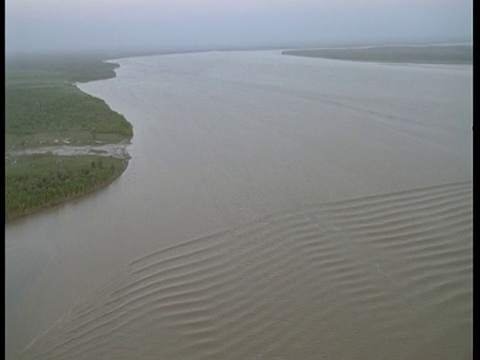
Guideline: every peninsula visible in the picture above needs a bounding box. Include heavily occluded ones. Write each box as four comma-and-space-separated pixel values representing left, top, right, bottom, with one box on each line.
5, 53, 133, 222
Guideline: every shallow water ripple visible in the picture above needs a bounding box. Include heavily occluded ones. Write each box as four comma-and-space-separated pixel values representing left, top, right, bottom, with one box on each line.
20, 181, 472, 360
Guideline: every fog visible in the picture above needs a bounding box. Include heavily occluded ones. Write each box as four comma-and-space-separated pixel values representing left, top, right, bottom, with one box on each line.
6, 0, 472, 55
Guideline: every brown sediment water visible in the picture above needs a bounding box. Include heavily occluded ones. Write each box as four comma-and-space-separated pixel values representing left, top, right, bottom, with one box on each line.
6, 50, 472, 359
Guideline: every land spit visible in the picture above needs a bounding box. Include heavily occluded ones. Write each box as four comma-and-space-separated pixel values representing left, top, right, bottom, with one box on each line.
6, 140, 132, 160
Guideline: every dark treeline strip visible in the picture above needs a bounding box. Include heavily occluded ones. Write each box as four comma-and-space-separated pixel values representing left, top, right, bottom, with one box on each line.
282, 44, 473, 64
6, 53, 120, 84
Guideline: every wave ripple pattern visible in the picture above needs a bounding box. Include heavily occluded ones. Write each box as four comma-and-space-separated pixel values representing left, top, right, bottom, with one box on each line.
21, 181, 472, 360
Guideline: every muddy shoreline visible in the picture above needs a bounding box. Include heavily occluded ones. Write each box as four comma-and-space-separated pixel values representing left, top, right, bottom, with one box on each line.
6, 138, 132, 160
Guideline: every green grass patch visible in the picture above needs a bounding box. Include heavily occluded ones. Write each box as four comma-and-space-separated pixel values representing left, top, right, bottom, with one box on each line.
5, 154, 127, 223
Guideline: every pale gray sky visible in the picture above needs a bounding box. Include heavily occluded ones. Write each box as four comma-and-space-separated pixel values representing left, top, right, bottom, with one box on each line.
6, 0, 472, 55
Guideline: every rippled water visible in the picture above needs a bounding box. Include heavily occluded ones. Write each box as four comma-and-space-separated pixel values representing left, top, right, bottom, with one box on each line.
6, 50, 472, 359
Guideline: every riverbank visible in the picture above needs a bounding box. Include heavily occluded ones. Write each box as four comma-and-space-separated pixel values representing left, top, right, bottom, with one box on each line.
5, 53, 134, 223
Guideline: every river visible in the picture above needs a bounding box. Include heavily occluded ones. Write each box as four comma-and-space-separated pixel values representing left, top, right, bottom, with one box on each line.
6, 50, 472, 359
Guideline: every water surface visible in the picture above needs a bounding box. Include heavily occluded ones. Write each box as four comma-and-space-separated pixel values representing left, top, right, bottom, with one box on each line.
6, 50, 472, 359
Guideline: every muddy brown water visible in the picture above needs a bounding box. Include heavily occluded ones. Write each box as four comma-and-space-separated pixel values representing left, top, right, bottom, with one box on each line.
6, 50, 472, 359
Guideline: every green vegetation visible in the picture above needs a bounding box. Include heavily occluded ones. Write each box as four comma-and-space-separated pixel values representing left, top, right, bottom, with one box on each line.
5, 154, 127, 222
6, 54, 133, 150
5, 53, 134, 223
5, 84, 132, 148
6, 53, 122, 84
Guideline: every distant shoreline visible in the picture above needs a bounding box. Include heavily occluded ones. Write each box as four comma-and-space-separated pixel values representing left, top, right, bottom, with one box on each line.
282, 44, 472, 65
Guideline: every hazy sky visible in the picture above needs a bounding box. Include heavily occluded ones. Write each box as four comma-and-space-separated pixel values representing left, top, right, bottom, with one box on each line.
6, 0, 472, 54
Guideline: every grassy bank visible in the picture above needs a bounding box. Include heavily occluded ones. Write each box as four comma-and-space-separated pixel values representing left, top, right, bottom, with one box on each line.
5, 53, 134, 223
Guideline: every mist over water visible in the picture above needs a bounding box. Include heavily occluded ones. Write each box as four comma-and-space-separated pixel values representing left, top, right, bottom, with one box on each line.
6, 50, 472, 359
6, 0, 472, 55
